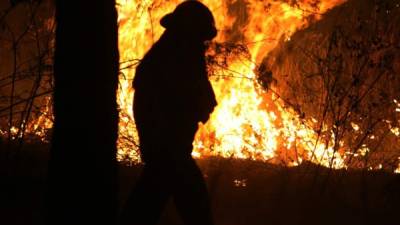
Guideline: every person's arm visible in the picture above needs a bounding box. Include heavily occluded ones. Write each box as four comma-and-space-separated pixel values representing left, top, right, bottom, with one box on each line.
196, 76, 217, 123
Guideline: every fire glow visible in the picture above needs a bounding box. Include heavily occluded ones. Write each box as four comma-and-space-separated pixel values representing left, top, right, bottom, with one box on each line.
116, 0, 348, 167
4, 0, 400, 173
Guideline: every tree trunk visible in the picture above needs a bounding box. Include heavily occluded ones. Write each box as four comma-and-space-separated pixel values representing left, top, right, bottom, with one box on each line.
47, 1, 119, 224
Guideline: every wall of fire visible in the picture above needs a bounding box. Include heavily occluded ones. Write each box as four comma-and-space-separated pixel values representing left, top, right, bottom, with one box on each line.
1, 0, 399, 172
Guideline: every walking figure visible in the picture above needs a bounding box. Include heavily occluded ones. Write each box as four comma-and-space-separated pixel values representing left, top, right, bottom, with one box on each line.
119, 1, 217, 224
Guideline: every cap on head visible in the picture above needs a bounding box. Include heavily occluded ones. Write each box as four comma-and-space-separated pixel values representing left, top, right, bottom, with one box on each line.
160, 0, 217, 41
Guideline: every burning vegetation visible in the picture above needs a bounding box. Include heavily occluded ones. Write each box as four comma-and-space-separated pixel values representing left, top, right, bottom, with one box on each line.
262, 0, 400, 171
1, 0, 400, 173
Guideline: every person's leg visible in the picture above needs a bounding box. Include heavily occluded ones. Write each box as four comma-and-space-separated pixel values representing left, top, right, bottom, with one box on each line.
172, 157, 214, 225
118, 163, 171, 225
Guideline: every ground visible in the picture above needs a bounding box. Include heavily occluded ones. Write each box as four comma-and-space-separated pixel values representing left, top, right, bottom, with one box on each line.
1, 141, 399, 225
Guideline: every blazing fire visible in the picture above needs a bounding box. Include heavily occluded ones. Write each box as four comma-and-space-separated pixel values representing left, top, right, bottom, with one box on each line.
3, 0, 400, 173
116, 0, 348, 167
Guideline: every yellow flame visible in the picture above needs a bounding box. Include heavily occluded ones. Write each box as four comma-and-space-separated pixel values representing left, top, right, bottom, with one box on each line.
115, 0, 350, 168
13, 0, 398, 173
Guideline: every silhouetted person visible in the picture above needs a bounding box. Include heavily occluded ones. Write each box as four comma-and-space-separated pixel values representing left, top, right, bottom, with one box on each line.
118, 1, 217, 225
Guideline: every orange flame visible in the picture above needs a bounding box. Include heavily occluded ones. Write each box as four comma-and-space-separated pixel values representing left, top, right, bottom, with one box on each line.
116, 0, 349, 168
8, 0, 399, 173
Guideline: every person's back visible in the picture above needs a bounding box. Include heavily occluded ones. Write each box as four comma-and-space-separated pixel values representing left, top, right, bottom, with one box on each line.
133, 29, 216, 161
119, 1, 218, 225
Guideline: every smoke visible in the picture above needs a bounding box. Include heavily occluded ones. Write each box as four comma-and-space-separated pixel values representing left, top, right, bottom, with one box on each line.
224, 0, 249, 43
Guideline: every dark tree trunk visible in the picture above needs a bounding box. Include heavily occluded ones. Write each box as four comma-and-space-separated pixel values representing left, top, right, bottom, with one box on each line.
47, 1, 119, 225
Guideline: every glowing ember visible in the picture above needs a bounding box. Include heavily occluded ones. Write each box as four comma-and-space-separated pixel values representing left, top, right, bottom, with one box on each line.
2, 96, 53, 142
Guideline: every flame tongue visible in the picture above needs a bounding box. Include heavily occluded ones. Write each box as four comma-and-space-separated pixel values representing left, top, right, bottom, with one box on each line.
116, 0, 348, 167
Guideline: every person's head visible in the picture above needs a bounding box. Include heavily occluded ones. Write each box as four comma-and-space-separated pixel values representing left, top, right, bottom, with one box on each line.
160, 0, 217, 42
